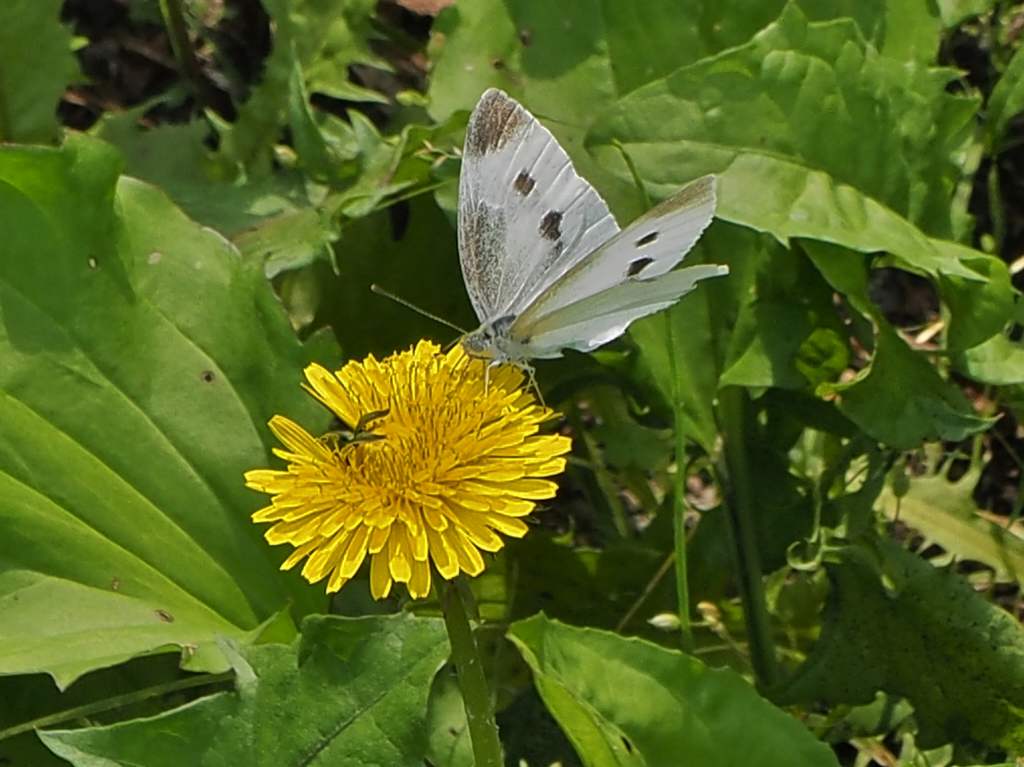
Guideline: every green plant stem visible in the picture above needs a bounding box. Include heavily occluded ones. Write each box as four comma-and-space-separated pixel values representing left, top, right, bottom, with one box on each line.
440, 579, 503, 767
0, 672, 234, 741
667, 314, 693, 651
717, 386, 778, 689
158, 0, 212, 109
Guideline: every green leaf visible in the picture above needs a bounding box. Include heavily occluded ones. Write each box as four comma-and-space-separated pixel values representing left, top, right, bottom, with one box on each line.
587, 5, 981, 268
935, 0, 998, 26
878, 465, 1024, 583
806, 242, 993, 448
0, 0, 80, 143
955, 331, 1024, 385
825, 324, 991, 448
989, 42, 1024, 148
40, 614, 448, 766
0, 135, 333, 687
508, 614, 839, 766
776, 541, 1024, 752
233, 207, 337, 279
940, 250, 1016, 351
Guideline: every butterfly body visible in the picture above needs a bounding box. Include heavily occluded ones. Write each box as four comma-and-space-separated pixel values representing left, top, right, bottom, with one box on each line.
457, 89, 726, 368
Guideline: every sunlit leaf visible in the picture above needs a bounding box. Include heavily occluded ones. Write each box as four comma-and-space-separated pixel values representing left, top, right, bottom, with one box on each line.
0, 135, 333, 687
41, 615, 447, 766
587, 5, 981, 259
878, 465, 1024, 583
509, 614, 839, 766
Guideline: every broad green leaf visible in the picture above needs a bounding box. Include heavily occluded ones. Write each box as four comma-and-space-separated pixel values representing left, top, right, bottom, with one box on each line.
41, 614, 447, 766
955, 331, 1024, 385
878, 466, 1024, 583
587, 5, 981, 266
0, 135, 333, 687
0, 0, 80, 143
806, 242, 993, 448
988, 42, 1024, 147
508, 615, 839, 767
776, 541, 1024, 752
940, 252, 1015, 351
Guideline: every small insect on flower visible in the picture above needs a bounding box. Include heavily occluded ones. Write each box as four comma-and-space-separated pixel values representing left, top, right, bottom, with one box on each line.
244, 340, 571, 600
320, 408, 389, 451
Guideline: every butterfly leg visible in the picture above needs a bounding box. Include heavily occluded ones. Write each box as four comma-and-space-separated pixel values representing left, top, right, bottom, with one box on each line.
522, 363, 545, 407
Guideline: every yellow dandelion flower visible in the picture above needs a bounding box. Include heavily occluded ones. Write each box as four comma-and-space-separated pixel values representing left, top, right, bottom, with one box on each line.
244, 340, 571, 600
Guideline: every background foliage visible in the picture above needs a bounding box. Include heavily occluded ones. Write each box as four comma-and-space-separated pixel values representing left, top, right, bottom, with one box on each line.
1, 0, 1024, 765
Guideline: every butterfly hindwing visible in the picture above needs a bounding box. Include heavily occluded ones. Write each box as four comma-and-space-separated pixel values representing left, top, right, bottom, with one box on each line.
458, 89, 619, 323
515, 264, 729, 357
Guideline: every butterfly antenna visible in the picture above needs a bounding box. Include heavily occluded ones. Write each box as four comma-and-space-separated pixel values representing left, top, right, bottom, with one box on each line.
370, 284, 468, 335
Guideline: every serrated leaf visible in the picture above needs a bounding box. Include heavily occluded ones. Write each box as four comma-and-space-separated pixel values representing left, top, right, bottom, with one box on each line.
0, 0, 80, 143
823, 323, 992, 448
806, 241, 993, 447
878, 466, 1024, 583
508, 614, 839, 767
40, 614, 447, 766
0, 135, 333, 687
587, 5, 981, 267
776, 541, 1024, 753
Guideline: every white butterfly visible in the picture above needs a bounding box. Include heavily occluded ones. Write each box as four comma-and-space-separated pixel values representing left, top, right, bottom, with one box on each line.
458, 88, 728, 370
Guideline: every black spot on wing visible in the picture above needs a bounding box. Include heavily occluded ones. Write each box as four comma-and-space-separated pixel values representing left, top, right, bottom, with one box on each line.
465, 90, 526, 156
636, 231, 658, 246
539, 210, 562, 241
627, 257, 654, 277
514, 171, 536, 196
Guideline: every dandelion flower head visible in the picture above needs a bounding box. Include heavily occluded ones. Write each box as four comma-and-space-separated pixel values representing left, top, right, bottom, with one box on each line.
244, 340, 571, 600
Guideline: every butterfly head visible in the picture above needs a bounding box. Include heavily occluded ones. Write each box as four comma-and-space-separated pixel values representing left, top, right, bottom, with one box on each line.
461, 315, 518, 363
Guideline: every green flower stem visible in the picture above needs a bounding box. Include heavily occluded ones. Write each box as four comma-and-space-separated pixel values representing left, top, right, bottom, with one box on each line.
440, 578, 503, 767
157, 0, 214, 109
667, 313, 693, 651
718, 386, 778, 689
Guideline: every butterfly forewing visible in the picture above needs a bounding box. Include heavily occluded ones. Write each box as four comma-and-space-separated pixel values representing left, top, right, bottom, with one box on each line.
512, 175, 717, 331
458, 89, 619, 323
